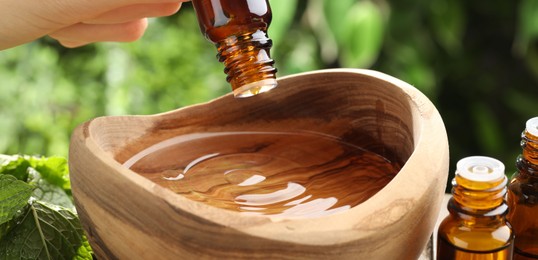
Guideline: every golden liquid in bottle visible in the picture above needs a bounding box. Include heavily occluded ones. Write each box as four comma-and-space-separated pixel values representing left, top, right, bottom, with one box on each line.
437, 157, 514, 260
508, 174, 538, 260
124, 131, 401, 219
437, 235, 513, 260
508, 119, 538, 259
191, 0, 277, 97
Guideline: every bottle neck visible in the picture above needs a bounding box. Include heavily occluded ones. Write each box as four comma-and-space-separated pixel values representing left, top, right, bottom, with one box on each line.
215, 29, 277, 97
520, 131, 538, 175
450, 175, 508, 215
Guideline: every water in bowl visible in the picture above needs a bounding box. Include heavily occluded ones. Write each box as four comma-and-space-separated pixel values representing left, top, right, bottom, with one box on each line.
124, 131, 401, 219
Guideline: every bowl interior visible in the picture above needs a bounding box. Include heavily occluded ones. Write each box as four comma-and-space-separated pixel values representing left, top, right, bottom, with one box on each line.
90, 70, 415, 219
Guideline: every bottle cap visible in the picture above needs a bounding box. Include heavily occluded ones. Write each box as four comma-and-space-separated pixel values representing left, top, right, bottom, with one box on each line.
456, 156, 505, 182
526, 117, 538, 137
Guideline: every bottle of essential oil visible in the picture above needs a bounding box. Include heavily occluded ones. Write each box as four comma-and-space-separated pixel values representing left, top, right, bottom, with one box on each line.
191, 0, 278, 98
508, 117, 538, 259
437, 156, 514, 260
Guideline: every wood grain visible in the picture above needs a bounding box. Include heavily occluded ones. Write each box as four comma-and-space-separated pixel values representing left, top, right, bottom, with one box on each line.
69, 69, 450, 259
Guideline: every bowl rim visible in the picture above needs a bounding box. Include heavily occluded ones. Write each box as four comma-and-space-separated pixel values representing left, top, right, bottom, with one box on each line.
78, 68, 449, 246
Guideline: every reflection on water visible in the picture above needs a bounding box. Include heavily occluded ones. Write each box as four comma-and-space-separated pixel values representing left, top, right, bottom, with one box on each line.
125, 131, 401, 219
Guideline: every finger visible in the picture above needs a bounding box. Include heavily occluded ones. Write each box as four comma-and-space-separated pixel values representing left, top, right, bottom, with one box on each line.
0, 0, 188, 50
25, 0, 187, 29
49, 18, 148, 48
84, 3, 182, 24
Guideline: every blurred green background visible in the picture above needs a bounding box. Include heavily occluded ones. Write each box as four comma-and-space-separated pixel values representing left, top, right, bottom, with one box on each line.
1, 0, 537, 181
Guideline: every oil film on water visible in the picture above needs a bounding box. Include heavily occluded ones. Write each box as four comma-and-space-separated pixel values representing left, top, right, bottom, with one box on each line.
124, 131, 401, 219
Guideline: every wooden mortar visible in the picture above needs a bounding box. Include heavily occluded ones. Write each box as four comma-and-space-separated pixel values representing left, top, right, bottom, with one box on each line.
69, 69, 449, 259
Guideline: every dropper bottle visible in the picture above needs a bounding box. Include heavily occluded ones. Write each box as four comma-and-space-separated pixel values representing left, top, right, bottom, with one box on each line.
437, 156, 514, 260
191, 0, 278, 98
507, 117, 538, 259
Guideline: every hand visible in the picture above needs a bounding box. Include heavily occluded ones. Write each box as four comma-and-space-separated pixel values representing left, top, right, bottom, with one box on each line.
0, 0, 190, 50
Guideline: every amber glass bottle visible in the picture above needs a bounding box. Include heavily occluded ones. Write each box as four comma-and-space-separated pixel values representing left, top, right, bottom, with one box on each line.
191, 0, 278, 98
508, 117, 538, 259
437, 156, 514, 260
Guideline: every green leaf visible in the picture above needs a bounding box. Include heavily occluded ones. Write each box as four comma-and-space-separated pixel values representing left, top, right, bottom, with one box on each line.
0, 155, 71, 192
521, 36, 538, 78
323, 0, 357, 44
0, 205, 28, 243
471, 103, 504, 155
28, 168, 74, 211
515, 0, 538, 54
280, 30, 322, 74
267, 0, 298, 48
429, 0, 465, 53
0, 155, 32, 181
0, 201, 91, 260
504, 89, 538, 118
340, 1, 385, 68
0, 175, 33, 238
405, 58, 436, 98
73, 236, 93, 260
28, 156, 70, 191
385, 38, 437, 98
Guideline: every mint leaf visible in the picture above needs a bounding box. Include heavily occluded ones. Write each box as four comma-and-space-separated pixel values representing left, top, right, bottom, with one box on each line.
0, 155, 91, 259
73, 236, 93, 260
0, 155, 31, 181
28, 156, 71, 191
0, 155, 71, 191
0, 175, 33, 225
0, 201, 90, 260
28, 168, 74, 211
0, 175, 33, 240
0, 205, 28, 243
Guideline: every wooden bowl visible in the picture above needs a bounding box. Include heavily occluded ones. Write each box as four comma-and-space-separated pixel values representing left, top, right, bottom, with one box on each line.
69, 69, 449, 259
